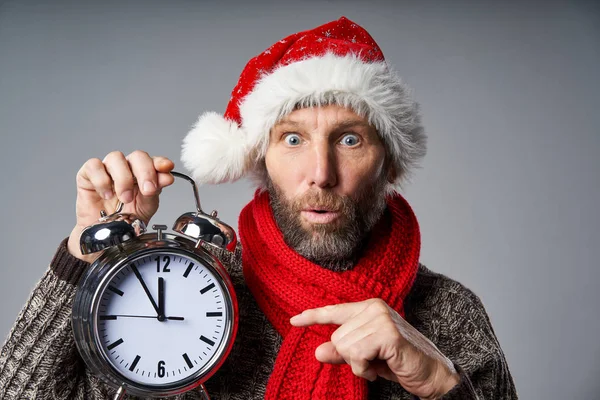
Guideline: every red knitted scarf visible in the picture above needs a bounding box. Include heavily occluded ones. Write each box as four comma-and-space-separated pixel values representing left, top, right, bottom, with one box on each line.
238, 190, 421, 400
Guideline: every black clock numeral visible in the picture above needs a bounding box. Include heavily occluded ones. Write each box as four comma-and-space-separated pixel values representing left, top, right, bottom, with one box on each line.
158, 360, 166, 377
155, 256, 171, 273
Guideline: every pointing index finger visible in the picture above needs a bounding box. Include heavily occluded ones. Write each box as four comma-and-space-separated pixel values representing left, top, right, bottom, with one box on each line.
290, 301, 370, 327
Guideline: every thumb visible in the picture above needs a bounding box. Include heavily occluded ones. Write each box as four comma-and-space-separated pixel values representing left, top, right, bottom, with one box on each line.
315, 342, 345, 364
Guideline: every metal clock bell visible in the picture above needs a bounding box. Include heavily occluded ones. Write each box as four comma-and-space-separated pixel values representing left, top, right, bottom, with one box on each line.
72, 171, 239, 400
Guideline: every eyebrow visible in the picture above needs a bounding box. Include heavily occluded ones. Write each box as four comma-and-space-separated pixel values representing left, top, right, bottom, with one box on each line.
274, 118, 371, 130
335, 119, 372, 131
275, 120, 301, 128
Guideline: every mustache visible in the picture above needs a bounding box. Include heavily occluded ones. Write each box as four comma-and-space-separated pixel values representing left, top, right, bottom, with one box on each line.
290, 190, 354, 214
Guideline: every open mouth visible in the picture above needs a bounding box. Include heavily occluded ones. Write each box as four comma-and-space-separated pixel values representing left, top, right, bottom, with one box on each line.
301, 208, 341, 224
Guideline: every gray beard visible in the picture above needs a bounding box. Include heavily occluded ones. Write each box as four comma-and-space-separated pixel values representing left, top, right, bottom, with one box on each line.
267, 177, 388, 272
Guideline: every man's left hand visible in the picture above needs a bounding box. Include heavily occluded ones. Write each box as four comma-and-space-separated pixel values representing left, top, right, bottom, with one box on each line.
290, 298, 460, 400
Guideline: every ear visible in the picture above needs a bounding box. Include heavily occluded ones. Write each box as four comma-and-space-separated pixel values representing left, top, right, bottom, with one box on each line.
385, 157, 397, 183
387, 167, 397, 183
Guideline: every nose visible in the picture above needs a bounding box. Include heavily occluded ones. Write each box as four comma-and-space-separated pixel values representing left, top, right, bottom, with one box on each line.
307, 141, 337, 188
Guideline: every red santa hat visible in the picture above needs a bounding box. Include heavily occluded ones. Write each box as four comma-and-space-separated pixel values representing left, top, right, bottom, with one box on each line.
181, 16, 426, 193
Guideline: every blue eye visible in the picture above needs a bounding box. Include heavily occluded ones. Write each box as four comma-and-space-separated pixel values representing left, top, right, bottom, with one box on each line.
284, 134, 302, 146
340, 134, 359, 147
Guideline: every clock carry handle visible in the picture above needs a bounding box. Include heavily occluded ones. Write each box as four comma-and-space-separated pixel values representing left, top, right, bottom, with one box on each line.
79, 171, 237, 254
103, 171, 206, 214
169, 171, 237, 252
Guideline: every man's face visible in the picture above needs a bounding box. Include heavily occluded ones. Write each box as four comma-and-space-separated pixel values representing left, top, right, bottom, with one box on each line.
264, 104, 389, 269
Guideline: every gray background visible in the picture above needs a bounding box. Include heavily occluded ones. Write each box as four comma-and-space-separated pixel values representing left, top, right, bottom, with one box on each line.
1, 0, 598, 398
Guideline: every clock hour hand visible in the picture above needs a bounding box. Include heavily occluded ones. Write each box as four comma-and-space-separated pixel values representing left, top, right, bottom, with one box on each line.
158, 277, 166, 322
130, 265, 159, 314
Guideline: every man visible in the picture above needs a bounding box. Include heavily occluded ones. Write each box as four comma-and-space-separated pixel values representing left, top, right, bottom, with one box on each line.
0, 17, 517, 399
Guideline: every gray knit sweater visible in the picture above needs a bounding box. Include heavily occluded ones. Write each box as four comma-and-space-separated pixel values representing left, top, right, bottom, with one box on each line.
0, 239, 517, 399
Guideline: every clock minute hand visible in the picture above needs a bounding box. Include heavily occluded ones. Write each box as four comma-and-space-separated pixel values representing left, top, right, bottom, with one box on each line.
130, 265, 159, 314
158, 277, 166, 322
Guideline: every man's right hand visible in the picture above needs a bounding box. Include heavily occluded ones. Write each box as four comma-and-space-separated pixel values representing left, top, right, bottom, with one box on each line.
67, 150, 175, 263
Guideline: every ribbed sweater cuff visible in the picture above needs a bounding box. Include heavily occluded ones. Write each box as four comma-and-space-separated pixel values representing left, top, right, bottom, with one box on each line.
440, 362, 478, 399
50, 237, 91, 286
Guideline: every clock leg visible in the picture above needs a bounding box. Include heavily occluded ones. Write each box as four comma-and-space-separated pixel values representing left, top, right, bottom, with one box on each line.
112, 385, 126, 400
200, 384, 211, 400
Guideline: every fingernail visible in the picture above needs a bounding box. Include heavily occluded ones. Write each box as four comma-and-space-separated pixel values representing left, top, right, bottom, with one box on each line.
121, 190, 133, 203
103, 190, 113, 200
143, 180, 156, 194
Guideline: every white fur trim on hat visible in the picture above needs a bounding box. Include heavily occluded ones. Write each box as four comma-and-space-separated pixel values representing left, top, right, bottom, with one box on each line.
181, 111, 249, 184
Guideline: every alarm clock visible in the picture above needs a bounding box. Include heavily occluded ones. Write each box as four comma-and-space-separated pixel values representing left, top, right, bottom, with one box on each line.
72, 171, 238, 399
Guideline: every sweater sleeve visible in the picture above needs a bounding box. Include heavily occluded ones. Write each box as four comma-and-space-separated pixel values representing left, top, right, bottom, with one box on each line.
403, 265, 518, 400
438, 362, 488, 400
0, 238, 113, 399
437, 298, 518, 399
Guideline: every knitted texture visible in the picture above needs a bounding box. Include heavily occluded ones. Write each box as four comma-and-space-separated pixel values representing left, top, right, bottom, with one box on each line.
238, 191, 421, 400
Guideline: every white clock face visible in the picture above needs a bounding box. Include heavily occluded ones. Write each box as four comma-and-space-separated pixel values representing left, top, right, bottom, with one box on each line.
95, 251, 231, 386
